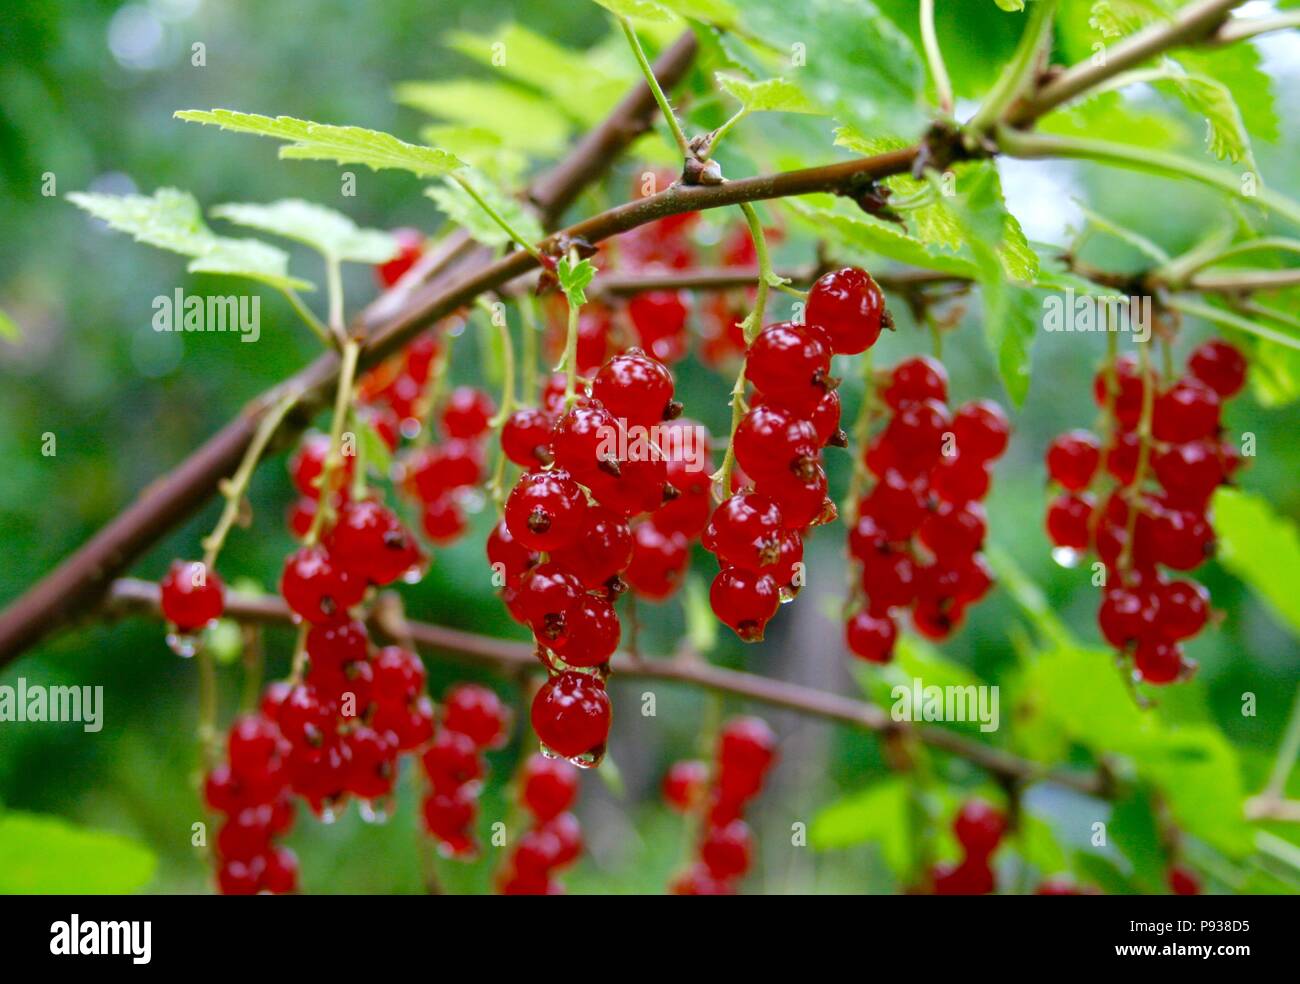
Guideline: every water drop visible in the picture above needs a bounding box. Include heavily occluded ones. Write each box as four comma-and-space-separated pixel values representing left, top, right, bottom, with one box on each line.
166, 630, 198, 658
1050, 546, 1081, 568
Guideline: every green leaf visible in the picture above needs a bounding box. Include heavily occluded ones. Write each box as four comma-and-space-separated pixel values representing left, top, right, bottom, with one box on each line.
590, 0, 675, 22
175, 109, 464, 178
67, 187, 310, 291
1212, 487, 1300, 636
683, 574, 718, 653
1134, 727, 1252, 857
1178, 42, 1278, 147
1108, 789, 1168, 892
211, 200, 398, 265
395, 81, 571, 155
0, 812, 156, 893
809, 777, 915, 876
659, 0, 738, 25
424, 172, 543, 250
557, 255, 598, 307
1154, 67, 1256, 169
357, 415, 394, 479
0, 307, 19, 341
717, 74, 823, 114
994, 0, 1025, 10
1017, 812, 1066, 873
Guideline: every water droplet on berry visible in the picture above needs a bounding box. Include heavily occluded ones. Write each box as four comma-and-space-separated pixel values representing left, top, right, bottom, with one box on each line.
165, 629, 200, 658
359, 797, 393, 824
399, 416, 422, 441
1050, 546, 1081, 568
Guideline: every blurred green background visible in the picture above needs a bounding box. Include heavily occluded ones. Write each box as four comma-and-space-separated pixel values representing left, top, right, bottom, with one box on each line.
0, 0, 1297, 894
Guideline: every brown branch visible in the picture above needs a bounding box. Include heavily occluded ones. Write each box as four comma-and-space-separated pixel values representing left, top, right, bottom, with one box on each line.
103, 578, 1108, 798
592, 264, 967, 298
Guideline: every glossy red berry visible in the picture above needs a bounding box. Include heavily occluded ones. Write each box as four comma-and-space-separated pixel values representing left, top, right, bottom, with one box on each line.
420, 494, 466, 545
954, 799, 1006, 857
709, 567, 780, 642
952, 400, 1009, 462
160, 560, 225, 630
443, 684, 509, 749
1134, 637, 1183, 684
521, 753, 579, 822
745, 322, 833, 413
805, 266, 885, 355
440, 386, 495, 439
1187, 339, 1246, 398
551, 595, 621, 667
1045, 492, 1095, 550
1168, 863, 1201, 895
662, 759, 709, 812
625, 520, 689, 600
501, 407, 555, 467
701, 819, 753, 879
717, 716, 777, 798
486, 520, 537, 582
280, 546, 365, 625
1046, 431, 1101, 491
705, 491, 785, 571
734, 404, 819, 483
845, 609, 897, 663
421, 728, 483, 792
504, 468, 588, 552
1092, 354, 1147, 429
1153, 378, 1221, 443
1157, 579, 1210, 641
549, 506, 633, 591
884, 355, 947, 410
590, 350, 676, 429
329, 499, 422, 586
531, 671, 612, 763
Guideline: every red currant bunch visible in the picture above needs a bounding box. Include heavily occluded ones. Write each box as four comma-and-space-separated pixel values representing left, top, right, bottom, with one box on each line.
1044, 339, 1247, 684
420, 683, 510, 858
846, 356, 1007, 662
374, 227, 425, 288
930, 798, 1006, 895
496, 753, 583, 895
668, 716, 777, 895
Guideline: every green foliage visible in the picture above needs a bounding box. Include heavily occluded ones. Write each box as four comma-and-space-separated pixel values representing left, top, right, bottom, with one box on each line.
0, 812, 156, 893
717, 75, 823, 115
557, 255, 598, 307
175, 109, 464, 178
67, 187, 310, 291
425, 171, 543, 249
0, 307, 19, 341
1212, 488, 1300, 636
211, 200, 398, 265
809, 777, 915, 877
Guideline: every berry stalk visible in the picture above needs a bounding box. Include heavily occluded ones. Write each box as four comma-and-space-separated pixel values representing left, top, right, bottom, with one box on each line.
306, 338, 362, 545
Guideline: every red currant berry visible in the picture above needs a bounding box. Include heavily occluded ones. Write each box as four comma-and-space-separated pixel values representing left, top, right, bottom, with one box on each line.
551, 595, 621, 667
845, 609, 897, 663
624, 520, 689, 600
1092, 354, 1147, 429
1134, 637, 1184, 684
860, 547, 917, 609
1046, 430, 1101, 491
805, 266, 885, 355
710, 567, 780, 642
1045, 492, 1095, 550
1097, 587, 1157, 648
486, 519, 538, 582
1157, 579, 1210, 641
733, 404, 820, 483
954, 799, 1006, 857
1151, 507, 1215, 570
521, 753, 579, 822
443, 684, 509, 749
1153, 378, 1221, 443
704, 491, 785, 570
952, 400, 1010, 461
717, 716, 777, 802
329, 499, 422, 586
440, 386, 495, 440
280, 546, 365, 625
420, 494, 467, 545
421, 727, 483, 792
662, 759, 709, 812
531, 671, 612, 763
501, 407, 556, 467
160, 560, 225, 630
590, 350, 676, 429
884, 355, 947, 410
700, 819, 753, 880
504, 468, 588, 552
930, 454, 991, 504
745, 322, 833, 413
1152, 440, 1225, 507
919, 500, 987, 562
1168, 863, 1201, 895
375, 227, 424, 287
1187, 339, 1246, 398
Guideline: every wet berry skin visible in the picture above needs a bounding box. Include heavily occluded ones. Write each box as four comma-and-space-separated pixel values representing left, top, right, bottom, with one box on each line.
160, 560, 225, 630
530, 672, 612, 762
805, 266, 885, 355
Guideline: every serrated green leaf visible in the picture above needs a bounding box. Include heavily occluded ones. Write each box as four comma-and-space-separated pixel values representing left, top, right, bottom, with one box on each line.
424, 172, 543, 250
176, 109, 464, 178
1212, 487, 1300, 636
1178, 42, 1278, 146
211, 200, 398, 265
809, 777, 914, 876
591, 0, 675, 22
717, 74, 822, 114
1153, 66, 1255, 168
0, 812, 156, 893
0, 307, 19, 341
558, 256, 598, 307
395, 81, 571, 155
67, 187, 310, 291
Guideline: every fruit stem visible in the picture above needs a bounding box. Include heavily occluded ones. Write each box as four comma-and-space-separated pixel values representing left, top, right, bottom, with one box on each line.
450, 173, 544, 262
701, 107, 749, 160
480, 297, 517, 509
414, 327, 455, 449
197, 639, 219, 767
280, 287, 333, 348
1119, 340, 1156, 573
325, 256, 346, 344
842, 350, 875, 526
920, 0, 954, 116
968, 0, 1059, 136
201, 387, 302, 569
306, 337, 362, 545
710, 202, 776, 499
289, 623, 309, 685
619, 16, 692, 160
561, 248, 582, 409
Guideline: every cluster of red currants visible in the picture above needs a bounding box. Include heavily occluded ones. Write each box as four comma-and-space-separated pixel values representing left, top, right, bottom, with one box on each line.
931, 799, 1006, 895
497, 754, 584, 894
845, 356, 1008, 662
420, 684, 510, 858
400, 385, 496, 546
1044, 339, 1247, 684
495, 349, 689, 765
705, 266, 885, 641
666, 716, 778, 895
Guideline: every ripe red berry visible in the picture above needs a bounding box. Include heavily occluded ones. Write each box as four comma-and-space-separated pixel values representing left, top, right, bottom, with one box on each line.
930, 454, 991, 504
1134, 637, 1184, 684
531, 671, 612, 763
549, 506, 633, 591
845, 609, 897, 663
862, 469, 928, 541
625, 520, 689, 600
160, 560, 225, 631
1151, 507, 1215, 570
1097, 587, 1156, 648
700, 819, 753, 880
329, 499, 422, 586
421, 728, 483, 792
501, 407, 556, 467
1187, 339, 1246, 398
375, 227, 424, 287
590, 350, 676, 429
745, 322, 832, 413
1092, 354, 1147, 429
952, 400, 1009, 462
860, 547, 917, 609
733, 404, 819, 482
918, 500, 987, 562
1045, 492, 1095, 550
717, 716, 777, 802
421, 494, 467, 545
1152, 440, 1225, 507
1046, 430, 1101, 491
883, 398, 950, 476
406, 439, 485, 500
440, 386, 495, 439
953, 799, 1006, 857
662, 759, 710, 812
704, 491, 785, 571
1168, 863, 1201, 895
504, 468, 588, 552
884, 355, 947, 410
1153, 377, 1221, 443
521, 753, 579, 822
443, 684, 509, 749
1157, 579, 1210, 641
805, 266, 885, 355
280, 546, 365, 625
551, 595, 621, 667
709, 567, 780, 642
486, 520, 537, 582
